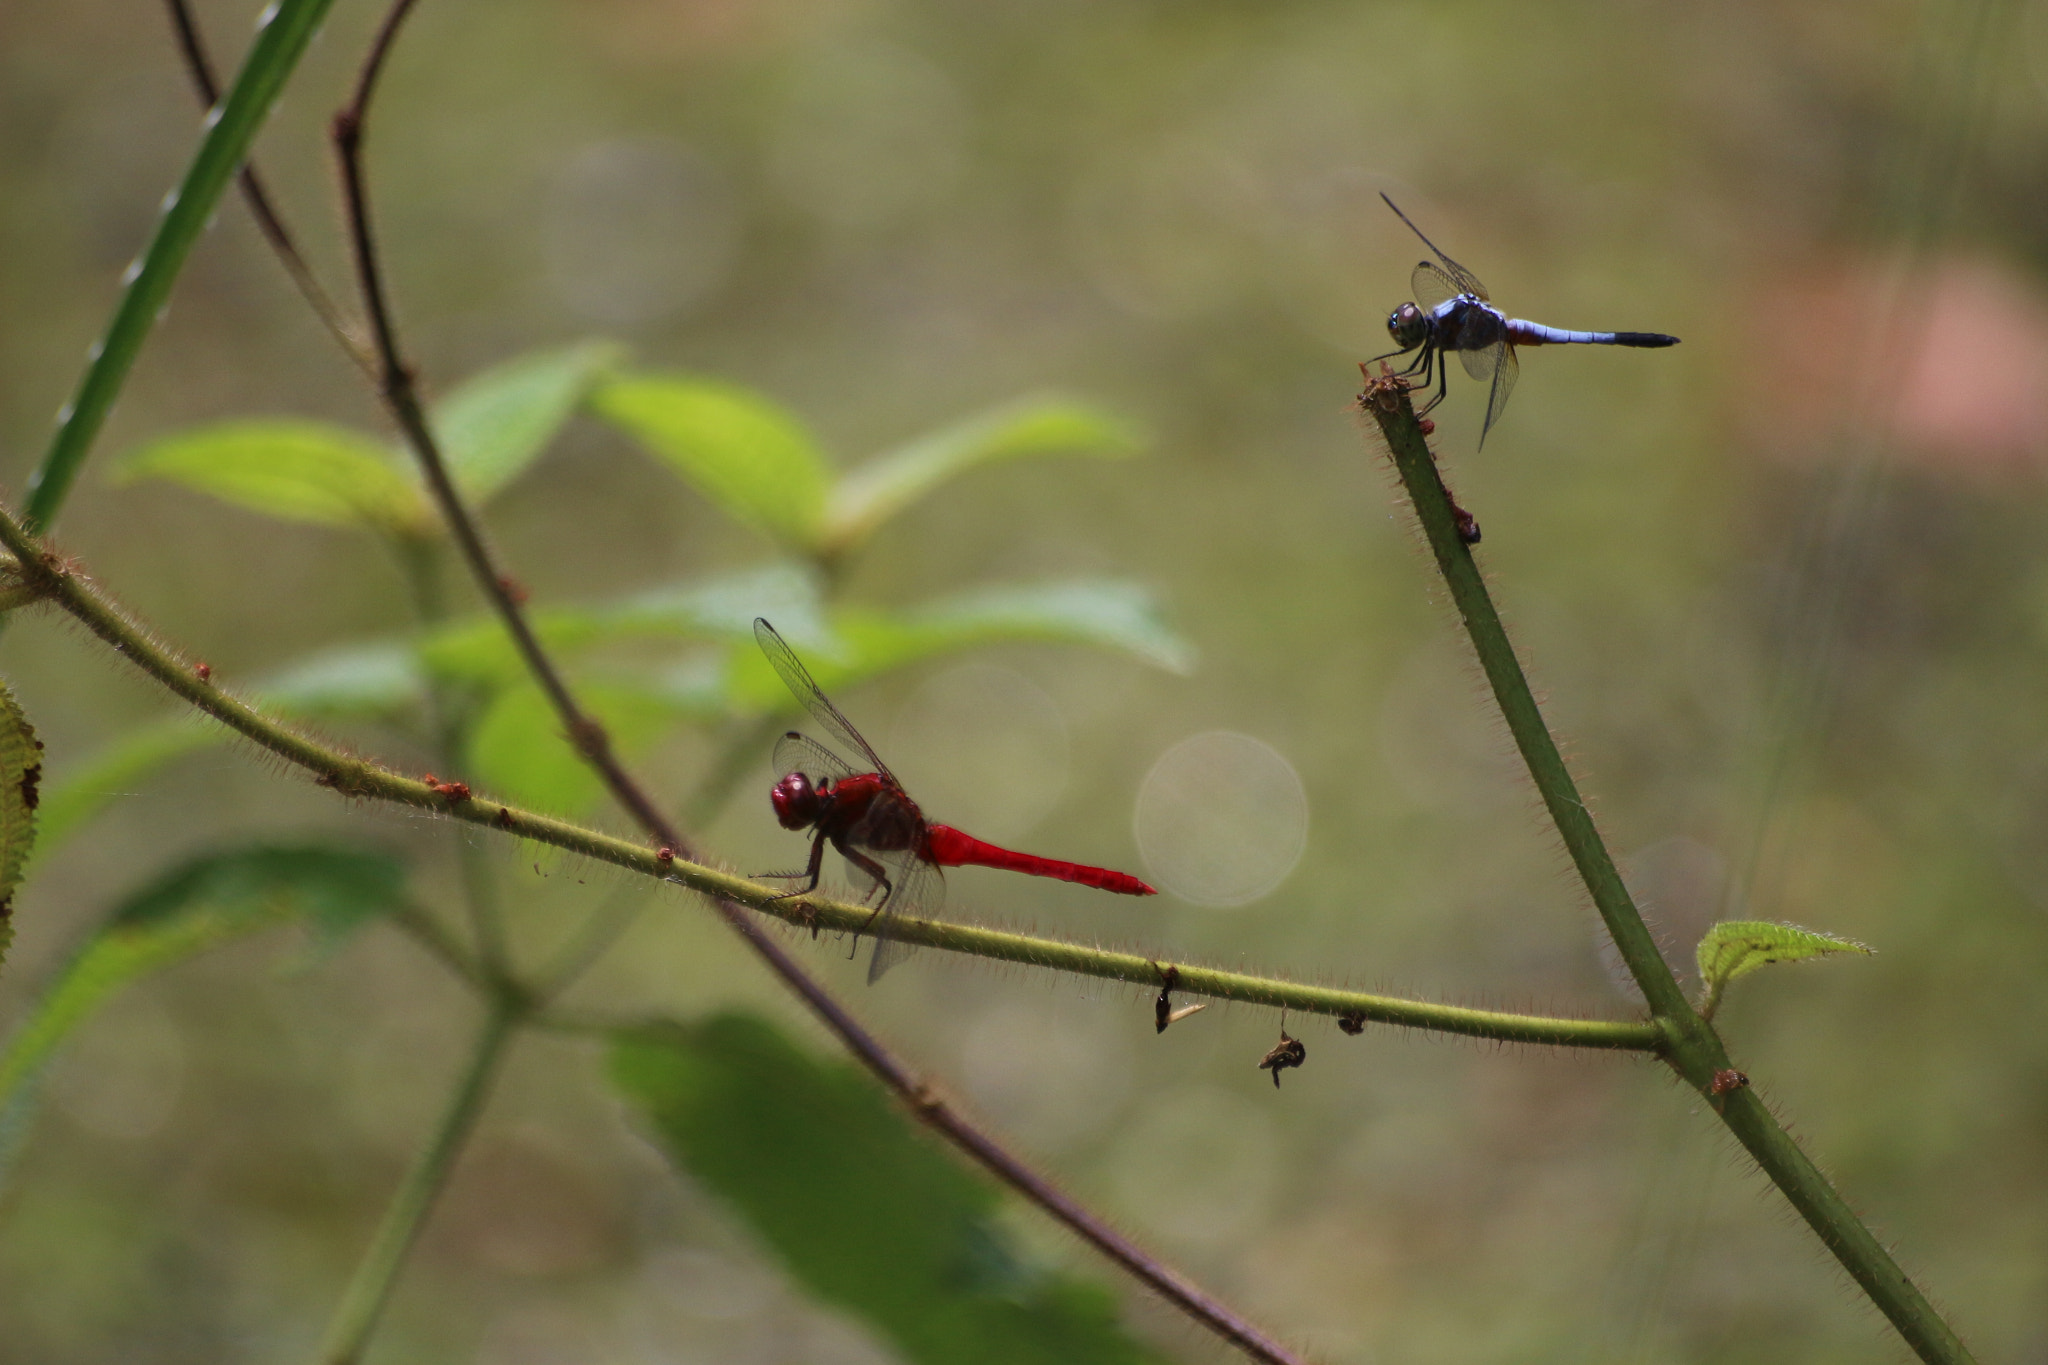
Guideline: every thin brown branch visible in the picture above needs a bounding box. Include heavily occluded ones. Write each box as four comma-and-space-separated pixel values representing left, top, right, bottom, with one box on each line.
161, 0, 372, 373
322, 9, 1308, 1361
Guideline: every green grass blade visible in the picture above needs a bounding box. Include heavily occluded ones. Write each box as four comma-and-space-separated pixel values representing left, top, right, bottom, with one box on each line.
22, 0, 340, 534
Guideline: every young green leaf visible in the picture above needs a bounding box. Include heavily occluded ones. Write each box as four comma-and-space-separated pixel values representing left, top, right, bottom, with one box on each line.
417, 564, 825, 690
1696, 920, 1874, 1016
466, 681, 682, 815
117, 420, 428, 531
431, 339, 626, 504
0, 678, 39, 972
822, 397, 1143, 557
31, 718, 218, 869
0, 845, 405, 1114
726, 580, 1195, 712
255, 640, 429, 719
31, 644, 424, 874
611, 1014, 1166, 1365
591, 374, 831, 549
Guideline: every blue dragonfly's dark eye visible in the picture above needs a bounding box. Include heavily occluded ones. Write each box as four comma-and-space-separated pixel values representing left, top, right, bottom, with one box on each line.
1387, 303, 1429, 350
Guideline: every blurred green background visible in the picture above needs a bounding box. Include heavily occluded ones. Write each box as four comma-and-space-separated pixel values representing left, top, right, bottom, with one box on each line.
4, 0, 2048, 1360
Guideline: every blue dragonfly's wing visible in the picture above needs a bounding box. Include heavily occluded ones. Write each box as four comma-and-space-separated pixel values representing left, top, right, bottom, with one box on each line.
1412, 260, 1462, 311
1478, 343, 1521, 448
1384, 194, 1490, 300
1459, 334, 1503, 382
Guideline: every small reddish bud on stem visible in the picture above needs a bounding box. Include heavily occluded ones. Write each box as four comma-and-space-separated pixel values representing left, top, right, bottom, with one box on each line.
1711, 1069, 1750, 1097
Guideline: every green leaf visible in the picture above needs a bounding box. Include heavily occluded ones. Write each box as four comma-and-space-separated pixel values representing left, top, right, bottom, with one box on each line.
431, 340, 626, 505
592, 374, 831, 548
255, 640, 428, 719
727, 580, 1195, 712
0, 845, 404, 1114
611, 1014, 1165, 1365
823, 397, 1143, 556
418, 564, 826, 691
23, 0, 342, 534
1696, 920, 1873, 1016
467, 681, 681, 815
117, 420, 427, 531
31, 719, 219, 869
0, 679, 39, 972
31, 642, 424, 877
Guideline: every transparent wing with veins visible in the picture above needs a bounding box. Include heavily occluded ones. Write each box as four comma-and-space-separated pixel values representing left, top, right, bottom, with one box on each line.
1382, 192, 1489, 301
754, 618, 895, 781
771, 729, 856, 784
1479, 344, 1521, 445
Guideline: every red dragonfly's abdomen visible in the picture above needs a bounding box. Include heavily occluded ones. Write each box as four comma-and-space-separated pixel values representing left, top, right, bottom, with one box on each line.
924, 824, 1155, 896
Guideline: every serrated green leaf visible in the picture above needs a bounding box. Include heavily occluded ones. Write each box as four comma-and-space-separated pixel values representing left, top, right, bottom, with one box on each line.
729, 580, 1194, 712
431, 340, 626, 504
418, 564, 826, 691
0, 679, 39, 972
592, 374, 830, 548
116, 420, 428, 530
1697, 920, 1873, 1015
0, 845, 404, 1114
823, 397, 1143, 557
612, 1014, 1165, 1365
467, 681, 682, 815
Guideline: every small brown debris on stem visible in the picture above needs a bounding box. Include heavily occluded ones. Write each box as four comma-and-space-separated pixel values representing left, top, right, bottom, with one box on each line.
1258, 1028, 1306, 1088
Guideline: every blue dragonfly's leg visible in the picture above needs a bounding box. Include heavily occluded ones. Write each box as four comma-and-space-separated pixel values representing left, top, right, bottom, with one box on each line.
1414, 346, 1451, 416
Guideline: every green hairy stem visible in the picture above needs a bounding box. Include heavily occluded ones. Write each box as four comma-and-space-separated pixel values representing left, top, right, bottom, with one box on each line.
1359, 371, 1975, 1365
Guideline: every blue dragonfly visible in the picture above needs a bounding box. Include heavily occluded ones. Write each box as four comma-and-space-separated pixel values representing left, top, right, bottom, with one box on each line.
1374, 194, 1679, 446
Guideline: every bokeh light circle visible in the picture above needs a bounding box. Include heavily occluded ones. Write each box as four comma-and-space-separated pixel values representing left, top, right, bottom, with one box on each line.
1133, 731, 1308, 907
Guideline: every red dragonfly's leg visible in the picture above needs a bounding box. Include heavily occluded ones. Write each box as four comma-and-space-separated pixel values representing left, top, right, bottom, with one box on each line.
833, 839, 897, 929
759, 837, 828, 935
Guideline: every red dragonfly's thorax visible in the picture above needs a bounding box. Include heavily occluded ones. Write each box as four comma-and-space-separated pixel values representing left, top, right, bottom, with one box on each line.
774, 769, 926, 854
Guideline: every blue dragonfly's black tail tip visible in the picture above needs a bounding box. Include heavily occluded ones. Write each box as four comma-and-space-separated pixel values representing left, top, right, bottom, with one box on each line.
1615, 332, 1679, 347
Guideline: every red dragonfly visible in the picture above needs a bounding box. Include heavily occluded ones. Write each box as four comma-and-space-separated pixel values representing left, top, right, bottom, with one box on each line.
754, 618, 1156, 981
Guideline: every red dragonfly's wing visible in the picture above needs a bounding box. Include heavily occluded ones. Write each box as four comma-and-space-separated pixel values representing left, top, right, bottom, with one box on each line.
772, 729, 857, 784
1477, 342, 1521, 447
755, 618, 896, 783
861, 849, 939, 983
1382, 193, 1489, 301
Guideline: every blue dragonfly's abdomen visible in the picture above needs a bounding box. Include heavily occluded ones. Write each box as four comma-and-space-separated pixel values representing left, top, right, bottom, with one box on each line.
1507, 318, 1678, 348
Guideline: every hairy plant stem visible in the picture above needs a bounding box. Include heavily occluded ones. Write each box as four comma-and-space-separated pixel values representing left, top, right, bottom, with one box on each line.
1358, 372, 1975, 1365
392, 531, 512, 977
0, 516, 1659, 1056
314, 998, 519, 1365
